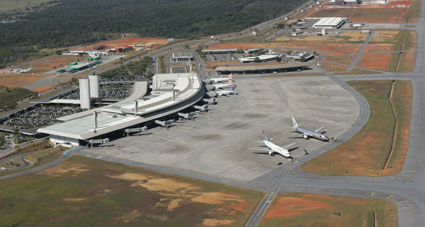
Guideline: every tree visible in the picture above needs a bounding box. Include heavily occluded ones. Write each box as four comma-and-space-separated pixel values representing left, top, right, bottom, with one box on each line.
254, 57, 261, 63
286, 50, 293, 55
300, 56, 306, 62
55, 50, 63, 55
276, 57, 282, 62
236, 49, 244, 54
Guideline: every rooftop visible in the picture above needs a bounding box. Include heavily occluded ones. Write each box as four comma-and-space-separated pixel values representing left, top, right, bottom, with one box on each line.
216, 63, 308, 71
313, 17, 346, 27
173, 52, 193, 58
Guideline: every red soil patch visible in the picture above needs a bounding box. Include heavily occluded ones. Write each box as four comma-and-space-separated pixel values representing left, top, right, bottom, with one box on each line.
324, 55, 356, 65
399, 51, 416, 73
71, 38, 169, 51
320, 62, 348, 72
0, 74, 48, 87
19, 55, 84, 73
364, 44, 395, 53
357, 53, 395, 71
266, 196, 331, 218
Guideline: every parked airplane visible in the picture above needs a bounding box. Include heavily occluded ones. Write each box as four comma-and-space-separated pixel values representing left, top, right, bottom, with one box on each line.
215, 85, 236, 97
249, 130, 295, 161
210, 73, 233, 83
212, 80, 233, 90
288, 117, 331, 141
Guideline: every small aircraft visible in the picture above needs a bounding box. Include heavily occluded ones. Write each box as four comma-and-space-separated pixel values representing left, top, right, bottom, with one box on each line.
288, 117, 331, 141
215, 85, 236, 97
249, 130, 296, 161
212, 80, 233, 90
210, 73, 233, 83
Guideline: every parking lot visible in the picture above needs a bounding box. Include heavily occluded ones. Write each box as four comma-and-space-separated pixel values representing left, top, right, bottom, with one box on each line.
86, 76, 359, 182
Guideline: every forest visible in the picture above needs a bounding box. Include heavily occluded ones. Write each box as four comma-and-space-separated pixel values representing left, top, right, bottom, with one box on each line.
0, 0, 307, 48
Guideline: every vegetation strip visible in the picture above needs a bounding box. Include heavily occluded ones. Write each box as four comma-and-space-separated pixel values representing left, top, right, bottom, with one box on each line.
384, 81, 399, 169
395, 30, 408, 72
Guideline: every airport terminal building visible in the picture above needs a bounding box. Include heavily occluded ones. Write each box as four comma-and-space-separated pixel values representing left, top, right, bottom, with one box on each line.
216, 63, 309, 75
37, 72, 205, 147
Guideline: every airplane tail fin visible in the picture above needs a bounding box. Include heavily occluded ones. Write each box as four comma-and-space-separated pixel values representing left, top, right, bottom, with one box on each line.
230, 85, 236, 91
292, 116, 299, 128
263, 130, 268, 141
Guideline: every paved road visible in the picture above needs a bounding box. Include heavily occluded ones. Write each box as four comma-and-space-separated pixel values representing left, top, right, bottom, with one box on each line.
1, 1, 425, 227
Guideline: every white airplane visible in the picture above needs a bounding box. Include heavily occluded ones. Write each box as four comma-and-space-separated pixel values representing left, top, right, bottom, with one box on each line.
212, 80, 233, 90
249, 130, 295, 161
287, 117, 331, 141
210, 73, 233, 83
215, 85, 236, 97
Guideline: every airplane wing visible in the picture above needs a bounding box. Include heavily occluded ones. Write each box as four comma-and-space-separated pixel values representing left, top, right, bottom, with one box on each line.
281, 142, 295, 150
314, 127, 323, 132
249, 148, 270, 151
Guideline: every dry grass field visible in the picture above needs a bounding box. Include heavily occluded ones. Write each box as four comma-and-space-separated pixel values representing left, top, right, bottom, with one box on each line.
319, 62, 348, 72
0, 156, 263, 226
301, 80, 412, 176
324, 55, 356, 65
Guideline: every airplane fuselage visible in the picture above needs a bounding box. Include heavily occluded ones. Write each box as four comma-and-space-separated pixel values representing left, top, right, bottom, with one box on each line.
296, 127, 330, 141
264, 141, 290, 157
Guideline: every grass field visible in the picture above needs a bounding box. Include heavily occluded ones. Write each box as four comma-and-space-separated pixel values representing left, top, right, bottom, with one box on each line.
324, 55, 356, 65
310, 5, 416, 23
301, 80, 412, 176
258, 193, 398, 227
319, 62, 348, 72
334, 68, 382, 75
0, 156, 263, 226
357, 53, 399, 72
0, 86, 37, 110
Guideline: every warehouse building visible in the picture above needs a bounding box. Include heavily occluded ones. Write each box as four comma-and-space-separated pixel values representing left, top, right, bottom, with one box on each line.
172, 52, 194, 62
201, 49, 237, 54
216, 63, 309, 75
313, 17, 346, 29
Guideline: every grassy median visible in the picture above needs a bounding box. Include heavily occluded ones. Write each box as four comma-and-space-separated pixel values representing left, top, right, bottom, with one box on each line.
301, 80, 412, 176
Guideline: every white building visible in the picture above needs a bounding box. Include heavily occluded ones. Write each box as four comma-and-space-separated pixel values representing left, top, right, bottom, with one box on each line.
172, 52, 194, 62
313, 17, 347, 29
238, 55, 279, 63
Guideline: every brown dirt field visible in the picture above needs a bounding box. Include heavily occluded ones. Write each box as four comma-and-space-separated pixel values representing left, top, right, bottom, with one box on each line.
266, 196, 331, 218
260, 193, 398, 227
364, 44, 395, 53
357, 53, 397, 72
19, 55, 84, 73
399, 51, 416, 73
0, 74, 48, 88
320, 62, 348, 72
202, 219, 234, 226
310, 7, 411, 23
324, 55, 356, 65
407, 31, 417, 50
333, 68, 382, 75
71, 38, 169, 51
371, 31, 401, 43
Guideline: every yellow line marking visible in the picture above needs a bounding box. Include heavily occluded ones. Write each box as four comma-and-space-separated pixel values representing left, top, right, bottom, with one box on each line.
406, 170, 415, 172
401, 174, 411, 177
403, 207, 413, 209
371, 192, 374, 196
387, 195, 393, 199
398, 200, 408, 203
375, 178, 377, 181
390, 177, 396, 180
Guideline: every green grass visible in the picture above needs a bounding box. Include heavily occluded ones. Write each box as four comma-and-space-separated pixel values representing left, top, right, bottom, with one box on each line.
258, 193, 398, 227
0, 86, 37, 110
0, 155, 264, 226
406, 0, 421, 23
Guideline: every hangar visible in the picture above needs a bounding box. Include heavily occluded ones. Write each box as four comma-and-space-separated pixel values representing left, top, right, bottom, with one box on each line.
216, 63, 309, 75
313, 17, 346, 29
37, 72, 205, 147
